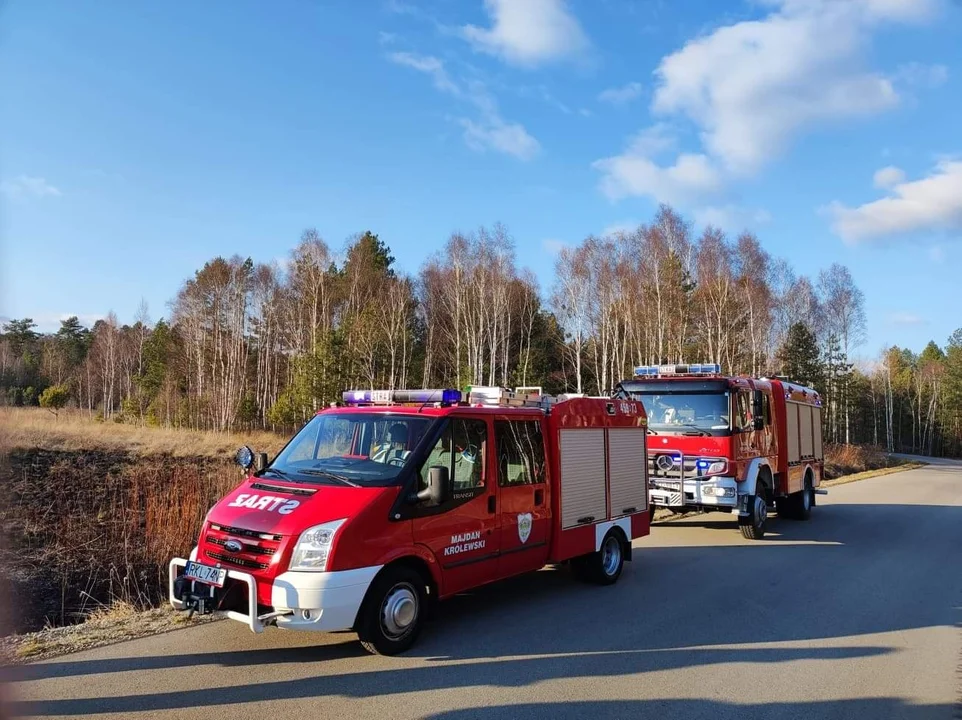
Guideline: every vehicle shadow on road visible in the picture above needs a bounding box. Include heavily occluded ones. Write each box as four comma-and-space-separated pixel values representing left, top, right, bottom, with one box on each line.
10, 502, 961, 716
12, 644, 897, 716
424, 698, 954, 720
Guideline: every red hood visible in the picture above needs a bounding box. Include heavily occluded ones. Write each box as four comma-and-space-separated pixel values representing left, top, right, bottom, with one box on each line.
206, 478, 391, 536
648, 433, 732, 459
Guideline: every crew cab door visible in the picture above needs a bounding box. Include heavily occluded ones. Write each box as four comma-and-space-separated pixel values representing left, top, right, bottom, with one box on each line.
411, 415, 501, 597
495, 418, 551, 578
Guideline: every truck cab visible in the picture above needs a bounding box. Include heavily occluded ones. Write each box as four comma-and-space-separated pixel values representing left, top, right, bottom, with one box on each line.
612, 364, 825, 539
170, 386, 651, 654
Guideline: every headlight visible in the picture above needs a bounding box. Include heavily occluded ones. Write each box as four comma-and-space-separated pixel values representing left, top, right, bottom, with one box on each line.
289, 519, 346, 572
695, 458, 728, 476
703, 486, 735, 497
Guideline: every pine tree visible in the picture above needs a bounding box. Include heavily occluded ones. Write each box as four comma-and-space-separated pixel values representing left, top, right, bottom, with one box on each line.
777, 322, 823, 390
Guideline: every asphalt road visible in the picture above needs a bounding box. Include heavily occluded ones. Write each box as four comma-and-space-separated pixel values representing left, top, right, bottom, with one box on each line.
7, 458, 962, 720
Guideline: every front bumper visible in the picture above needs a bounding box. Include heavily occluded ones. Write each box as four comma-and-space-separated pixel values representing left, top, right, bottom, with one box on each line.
650, 476, 738, 509
169, 557, 382, 633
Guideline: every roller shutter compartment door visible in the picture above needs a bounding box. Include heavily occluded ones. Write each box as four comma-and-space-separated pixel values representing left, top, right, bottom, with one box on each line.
607, 428, 648, 516
559, 429, 607, 530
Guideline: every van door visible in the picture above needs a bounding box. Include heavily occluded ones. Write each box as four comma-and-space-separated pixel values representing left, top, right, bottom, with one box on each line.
495, 418, 551, 578
411, 416, 501, 597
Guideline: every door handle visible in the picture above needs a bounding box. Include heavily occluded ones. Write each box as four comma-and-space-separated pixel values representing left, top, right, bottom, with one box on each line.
488, 495, 496, 514
534, 489, 544, 506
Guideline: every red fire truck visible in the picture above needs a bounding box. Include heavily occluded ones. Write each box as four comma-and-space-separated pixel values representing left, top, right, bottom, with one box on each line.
169, 386, 651, 655
612, 364, 826, 540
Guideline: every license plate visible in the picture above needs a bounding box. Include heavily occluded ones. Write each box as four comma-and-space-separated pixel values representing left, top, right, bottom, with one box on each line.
184, 560, 228, 588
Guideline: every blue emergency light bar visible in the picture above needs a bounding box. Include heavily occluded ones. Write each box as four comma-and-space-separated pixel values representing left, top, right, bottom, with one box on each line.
633, 363, 722, 378
342, 388, 463, 405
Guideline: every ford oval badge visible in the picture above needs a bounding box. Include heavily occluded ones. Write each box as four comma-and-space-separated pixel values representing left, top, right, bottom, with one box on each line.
224, 539, 243, 553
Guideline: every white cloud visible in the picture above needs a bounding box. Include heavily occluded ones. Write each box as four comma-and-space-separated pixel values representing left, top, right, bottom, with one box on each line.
598, 82, 643, 105
460, 0, 589, 67
828, 160, 962, 243
593, 125, 722, 204
873, 165, 905, 189
0, 175, 62, 201
693, 205, 773, 232
890, 311, 926, 325
460, 117, 540, 160
388, 52, 461, 95
593, 0, 941, 206
388, 53, 539, 160
893, 61, 949, 89
542, 238, 569, 255
650, 0, 928, 176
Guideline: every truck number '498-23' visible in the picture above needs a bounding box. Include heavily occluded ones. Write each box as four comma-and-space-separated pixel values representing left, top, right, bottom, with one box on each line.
227, 494, 300, 514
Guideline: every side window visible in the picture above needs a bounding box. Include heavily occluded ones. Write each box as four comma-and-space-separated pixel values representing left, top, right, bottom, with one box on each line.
734, 392, 752, 431
453, 418, 487, 490
496, 420, 545, 486
418, 418, 487, 492
418, 424, 452, 491
762, 393, 772, 426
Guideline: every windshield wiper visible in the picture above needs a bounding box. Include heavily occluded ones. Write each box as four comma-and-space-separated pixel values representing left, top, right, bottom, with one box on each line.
298, 469, 361, 487
259, 467, 299, 481
678, 424, 710, 436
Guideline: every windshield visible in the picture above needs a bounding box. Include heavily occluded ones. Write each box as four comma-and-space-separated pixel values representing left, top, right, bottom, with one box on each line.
268, 412, 435, 486
634, 392, 731, 434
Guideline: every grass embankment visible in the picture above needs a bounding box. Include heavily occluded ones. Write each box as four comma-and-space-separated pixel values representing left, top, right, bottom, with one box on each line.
0, 408, 287, 644
822, 443, 926, 485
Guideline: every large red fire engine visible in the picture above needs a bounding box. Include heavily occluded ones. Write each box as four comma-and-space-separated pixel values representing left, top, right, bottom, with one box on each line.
169, 386, 651, 655
612, 364, 826, 540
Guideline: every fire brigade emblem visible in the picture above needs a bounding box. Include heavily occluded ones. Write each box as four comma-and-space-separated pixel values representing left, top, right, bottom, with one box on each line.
517, 513, 533, 544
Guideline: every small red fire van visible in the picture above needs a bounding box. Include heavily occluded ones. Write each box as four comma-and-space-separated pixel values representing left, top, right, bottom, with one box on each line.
169, 386, 651, 654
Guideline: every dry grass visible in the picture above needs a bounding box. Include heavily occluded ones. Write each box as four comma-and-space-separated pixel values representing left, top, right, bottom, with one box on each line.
0, 606, 222, 664
0, 407, 287, 458
823, 443, 906, 479
821, 462, 927, 487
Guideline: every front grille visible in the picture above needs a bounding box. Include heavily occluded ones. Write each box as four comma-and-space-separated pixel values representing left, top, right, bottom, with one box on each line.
204, 522, 282, 574
648, 453, 699, 481
206, 550, 269, 570
207, 535, 276, 556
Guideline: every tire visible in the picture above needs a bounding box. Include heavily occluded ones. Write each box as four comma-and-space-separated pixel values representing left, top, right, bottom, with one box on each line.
796, 474, 814, 521
356, 566, 425, 656
573, 530, 626, 585
779, 473, 814, 521
738, 482, 768, 540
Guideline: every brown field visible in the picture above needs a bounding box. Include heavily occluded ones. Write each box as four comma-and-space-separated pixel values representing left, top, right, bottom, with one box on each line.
0, 407, 288, 458
0, 408, 289, 635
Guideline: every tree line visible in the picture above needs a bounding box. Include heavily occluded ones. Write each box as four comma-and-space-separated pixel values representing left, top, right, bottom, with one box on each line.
2, 204, 959, 457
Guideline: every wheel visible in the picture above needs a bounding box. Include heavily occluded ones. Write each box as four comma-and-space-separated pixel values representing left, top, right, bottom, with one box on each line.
738, 482, 768, 540
572, 530, 625, 585
779, 474, 814, 521
356, 566, 425, 656
796, 474, 814, 520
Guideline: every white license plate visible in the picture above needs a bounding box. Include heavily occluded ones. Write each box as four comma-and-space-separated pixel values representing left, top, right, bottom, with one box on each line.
184, 560, 228, 588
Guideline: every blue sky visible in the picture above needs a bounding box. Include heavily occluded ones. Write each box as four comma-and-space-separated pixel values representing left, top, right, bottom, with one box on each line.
1, 0, 960, 361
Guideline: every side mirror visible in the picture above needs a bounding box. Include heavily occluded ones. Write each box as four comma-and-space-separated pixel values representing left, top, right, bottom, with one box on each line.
235, 446, 254, 470
255, 452, 268, 472
417, 466, 450, 505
